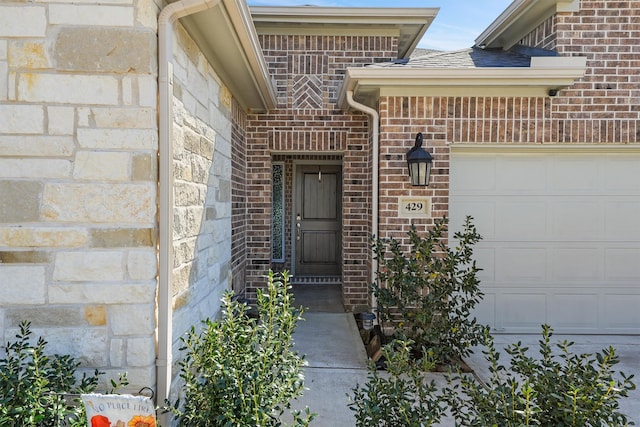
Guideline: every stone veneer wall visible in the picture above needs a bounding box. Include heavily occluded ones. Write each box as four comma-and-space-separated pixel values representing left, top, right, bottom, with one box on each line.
0, 0, 160, 390
168, 22, 236, 396
0, 0, 236, 396
245, 34, 397, 310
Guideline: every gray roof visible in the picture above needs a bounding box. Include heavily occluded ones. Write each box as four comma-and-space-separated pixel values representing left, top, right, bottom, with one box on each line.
370, 46, 555, 69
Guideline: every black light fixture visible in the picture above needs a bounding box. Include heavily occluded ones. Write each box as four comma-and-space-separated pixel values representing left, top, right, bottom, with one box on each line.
406, 132, 433, 186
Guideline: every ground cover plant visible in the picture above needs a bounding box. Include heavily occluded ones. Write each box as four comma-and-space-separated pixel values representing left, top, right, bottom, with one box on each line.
0, 321, 118, 427
168, 270, 314, 426
349, 339, 444, 426
445, 325, 636, 426
372, 215, 485, 365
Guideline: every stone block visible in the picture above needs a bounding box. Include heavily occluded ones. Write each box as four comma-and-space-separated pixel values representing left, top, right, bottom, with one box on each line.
139, 76, 157, 107
8, 41, 50, 69
0, 265, 45, 305
49, 4, 134, 27
127, 249, 157, 281
0, 40, 7, 60
0, 104, 44, 134
110, 338, 125, 367
0, 136, 75, 156
49, 283, 155, 305
0, 227, 88, 247
0, 6, 46, 37
54, 251, 124, 282
0, 158, 72, 179
90, 228, 154, 248
109, 304, 154, 335
54, 27, 154, 74
132, 153, 157, 181
0, 61, 7, 100
42, 182, 155, 223
85, 305, 107, 326
77, 128, 157, 150
78, 107, 155, 129
18, 73, 118, 105
47, 106, 75, 135
73, 151, 130, 181
0, 251, 50, 264
6, 307, 86, 327
0, 180, 42, 222
127, 336, 155, 367
27, 327, 109, 366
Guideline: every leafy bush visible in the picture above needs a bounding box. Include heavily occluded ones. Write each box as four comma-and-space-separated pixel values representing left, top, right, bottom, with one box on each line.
0, 321, 104, 427
372, 215, 485, 364
445, 325, 636, 426
349, 339, 444, 426
168, 270, 314, 426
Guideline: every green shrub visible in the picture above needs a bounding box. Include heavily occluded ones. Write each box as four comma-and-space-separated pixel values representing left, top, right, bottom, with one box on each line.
349, 339, 444, 427
168, 270, 314, 426
372, 215, 485, 365
0, 321, 104, 427
445, 325, 636, 426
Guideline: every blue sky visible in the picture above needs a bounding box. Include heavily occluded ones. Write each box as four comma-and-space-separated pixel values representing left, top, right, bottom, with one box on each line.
247, 0, 513, 51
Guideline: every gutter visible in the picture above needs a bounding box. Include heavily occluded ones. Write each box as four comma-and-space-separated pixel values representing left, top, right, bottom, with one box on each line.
345, 91, 379, 322
157, 0, 221, 423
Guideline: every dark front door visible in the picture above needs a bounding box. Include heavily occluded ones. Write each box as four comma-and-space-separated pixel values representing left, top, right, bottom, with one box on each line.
294, 164, 342, 276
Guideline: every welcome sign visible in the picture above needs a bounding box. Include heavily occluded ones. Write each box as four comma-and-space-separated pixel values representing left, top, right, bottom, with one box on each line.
81, 394, 156, 427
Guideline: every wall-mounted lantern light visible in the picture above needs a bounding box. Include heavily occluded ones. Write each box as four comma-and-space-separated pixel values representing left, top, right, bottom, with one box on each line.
406, 132, 433, 186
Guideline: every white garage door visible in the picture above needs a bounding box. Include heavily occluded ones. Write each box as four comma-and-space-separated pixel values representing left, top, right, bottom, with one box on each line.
449, 146, 640, 334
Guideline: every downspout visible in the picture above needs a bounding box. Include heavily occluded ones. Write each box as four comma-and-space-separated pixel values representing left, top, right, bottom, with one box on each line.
157, 0, 220, 422
345, 91, 379, 321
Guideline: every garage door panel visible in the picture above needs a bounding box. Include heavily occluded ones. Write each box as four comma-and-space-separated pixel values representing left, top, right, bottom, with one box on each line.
474, 247, 495, 282
450, 157, 496, 191
450, 150, 640, 333
551, 200, 602, 239
547, 294, 599, 329
449, 199, 495, 238
551, 247, 601, 281
496, 157, 546, 192
497, 293, 547, 330
495, 200, 546, 239
495, 247, 546, 281
605, 248, 640, 280
605, 201, 640, 238
603, 158, 640, 191
603, 294, 640, 329
550, 158, 600, 192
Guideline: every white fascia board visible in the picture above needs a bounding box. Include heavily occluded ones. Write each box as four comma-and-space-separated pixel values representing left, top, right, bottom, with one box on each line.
476, 0, 579, 50
338, 57, 587, 108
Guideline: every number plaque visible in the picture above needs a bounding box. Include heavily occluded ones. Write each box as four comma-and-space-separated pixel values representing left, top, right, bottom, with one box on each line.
398, 197, 431, 218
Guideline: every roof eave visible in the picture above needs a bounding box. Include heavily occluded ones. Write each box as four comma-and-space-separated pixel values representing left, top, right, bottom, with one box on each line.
475, 0, 580, 50
177, 0, 277, 113
250, 6, 439, 59
338, 56, 587, 110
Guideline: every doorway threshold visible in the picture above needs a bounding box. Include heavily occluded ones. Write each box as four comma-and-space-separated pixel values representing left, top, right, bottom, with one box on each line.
290, 275, 342, 285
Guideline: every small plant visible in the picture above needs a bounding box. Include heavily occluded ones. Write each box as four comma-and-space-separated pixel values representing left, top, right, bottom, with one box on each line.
168, 270, 314, 426
349, 339, 445, 426
445, 325, 636, 426
372, 215, 485, 365
0, 321, 104, 427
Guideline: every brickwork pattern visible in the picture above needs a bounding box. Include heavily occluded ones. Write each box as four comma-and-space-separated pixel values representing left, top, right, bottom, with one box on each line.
231, 99, 248, 296
240, 34, 398, 309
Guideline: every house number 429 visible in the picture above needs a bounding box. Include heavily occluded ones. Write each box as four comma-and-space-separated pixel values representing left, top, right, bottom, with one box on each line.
398, 197, 431, 218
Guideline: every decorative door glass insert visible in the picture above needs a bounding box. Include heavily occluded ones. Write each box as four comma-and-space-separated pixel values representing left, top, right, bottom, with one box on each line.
271, 163, 285, 262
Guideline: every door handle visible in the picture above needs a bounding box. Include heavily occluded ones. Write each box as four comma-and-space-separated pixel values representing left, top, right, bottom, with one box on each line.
296, 214, 301, 240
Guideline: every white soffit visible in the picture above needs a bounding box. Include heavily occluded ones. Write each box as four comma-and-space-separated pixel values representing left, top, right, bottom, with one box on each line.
250, 6, 439, 59
476, 0, 580, 50
176, 0, 276, 112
